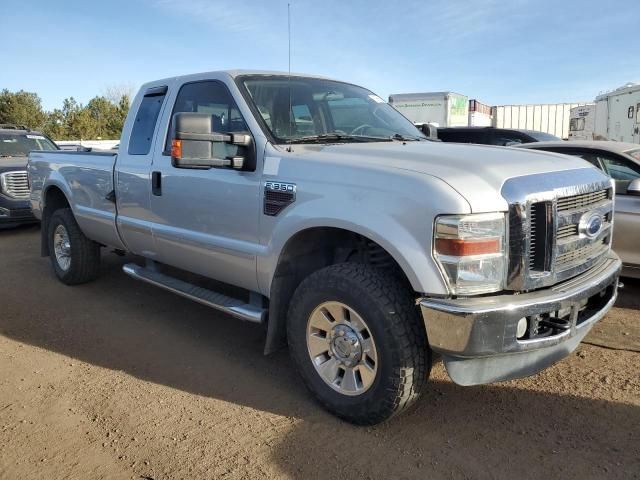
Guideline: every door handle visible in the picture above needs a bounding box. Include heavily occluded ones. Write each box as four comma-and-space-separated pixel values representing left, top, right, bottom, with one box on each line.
152, 171, 162, 196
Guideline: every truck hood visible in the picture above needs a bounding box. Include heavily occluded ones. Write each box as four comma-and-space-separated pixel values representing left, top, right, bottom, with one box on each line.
295, 141, 594, 212
0, 156, 28, 171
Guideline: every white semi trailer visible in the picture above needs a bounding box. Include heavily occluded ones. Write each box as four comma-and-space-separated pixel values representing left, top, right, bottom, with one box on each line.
593, 83, 640, 143
468, 99, 492, 127
388, 92, 469, 127
492, 103, 588, 139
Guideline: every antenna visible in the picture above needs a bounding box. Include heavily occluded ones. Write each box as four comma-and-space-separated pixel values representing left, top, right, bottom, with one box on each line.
288, 2, 291, 76
287, 2, 293, 151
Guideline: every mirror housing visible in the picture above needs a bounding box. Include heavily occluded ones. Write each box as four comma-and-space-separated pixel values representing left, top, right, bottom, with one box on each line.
417, 123, 438, 140
627, 177, 640, 196
170, 112, 254, 170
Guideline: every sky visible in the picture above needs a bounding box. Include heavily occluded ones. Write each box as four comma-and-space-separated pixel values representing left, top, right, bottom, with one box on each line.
2, 0, 639, 111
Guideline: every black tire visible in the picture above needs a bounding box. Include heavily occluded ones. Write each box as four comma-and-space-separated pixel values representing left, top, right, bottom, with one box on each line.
48, 208, 101, 285
287, 263, 430, 425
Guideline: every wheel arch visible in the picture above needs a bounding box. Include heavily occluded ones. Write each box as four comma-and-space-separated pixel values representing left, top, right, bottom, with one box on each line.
264, 225, 422, 354
40, 184, 72, 257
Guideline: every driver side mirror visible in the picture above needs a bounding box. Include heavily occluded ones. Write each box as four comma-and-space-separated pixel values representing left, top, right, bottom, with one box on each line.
170, 112, 254, 170
627, 178, 640, 196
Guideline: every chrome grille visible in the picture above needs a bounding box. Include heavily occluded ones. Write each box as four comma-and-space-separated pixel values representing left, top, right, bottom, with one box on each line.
557, 224, 578, 239
528, 204, 537, 270
528, 201, 552, 273
0, 171, 30, 199
556, 239, 608, 268
557, 190, 608, 212
503, 168, 614, 291
547, 188, 612, 276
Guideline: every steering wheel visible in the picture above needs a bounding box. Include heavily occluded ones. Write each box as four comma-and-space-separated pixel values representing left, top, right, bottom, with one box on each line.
350, 124, 375, 136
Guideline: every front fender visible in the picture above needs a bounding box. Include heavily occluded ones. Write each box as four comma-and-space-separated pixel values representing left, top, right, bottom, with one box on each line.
257, 166, 472, 296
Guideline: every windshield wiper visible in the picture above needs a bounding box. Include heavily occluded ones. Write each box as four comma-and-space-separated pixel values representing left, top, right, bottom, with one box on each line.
391, 133, 424, 142
291, 133, 392, 144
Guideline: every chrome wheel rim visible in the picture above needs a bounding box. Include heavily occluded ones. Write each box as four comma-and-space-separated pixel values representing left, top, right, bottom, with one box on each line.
306, 301, 378, 396
53, 224, 71, 271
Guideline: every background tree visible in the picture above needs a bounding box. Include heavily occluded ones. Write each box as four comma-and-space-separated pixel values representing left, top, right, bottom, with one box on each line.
0, 89, 47, 129
0, 88, 131, 140
103, 83, 135, 106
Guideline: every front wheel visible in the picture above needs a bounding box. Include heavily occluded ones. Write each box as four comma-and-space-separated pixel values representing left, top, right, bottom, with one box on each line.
287, 263, 430, 425
48, 208, 101, 285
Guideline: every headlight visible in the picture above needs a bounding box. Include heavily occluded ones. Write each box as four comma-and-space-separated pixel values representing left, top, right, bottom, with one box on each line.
433, 212, 507, 295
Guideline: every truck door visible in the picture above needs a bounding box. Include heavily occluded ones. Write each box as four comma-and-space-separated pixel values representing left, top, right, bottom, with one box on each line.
115, 86, 168, 256
149, 80, 261, 292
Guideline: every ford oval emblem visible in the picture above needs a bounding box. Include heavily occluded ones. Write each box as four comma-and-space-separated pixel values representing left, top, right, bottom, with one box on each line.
580, 213, 603, 238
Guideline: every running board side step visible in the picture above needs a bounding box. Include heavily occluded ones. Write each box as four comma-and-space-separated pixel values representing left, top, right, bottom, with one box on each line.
122, 263, 266, 324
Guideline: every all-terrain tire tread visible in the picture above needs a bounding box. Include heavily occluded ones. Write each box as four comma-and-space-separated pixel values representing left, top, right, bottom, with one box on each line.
287, 263, 430, 425
49, 208, 101, 285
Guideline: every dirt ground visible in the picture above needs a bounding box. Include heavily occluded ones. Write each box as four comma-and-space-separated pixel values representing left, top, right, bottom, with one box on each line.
0, 224, 638, 480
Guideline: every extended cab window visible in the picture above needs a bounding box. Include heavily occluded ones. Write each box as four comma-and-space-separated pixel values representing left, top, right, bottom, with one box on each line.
165, 81, 249, 154
129, 88, 167, 155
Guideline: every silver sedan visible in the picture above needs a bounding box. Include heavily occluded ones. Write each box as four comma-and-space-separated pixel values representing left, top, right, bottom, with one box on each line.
517, 140, 640, 278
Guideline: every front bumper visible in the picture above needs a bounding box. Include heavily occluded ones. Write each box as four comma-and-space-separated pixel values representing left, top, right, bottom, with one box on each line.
0, 197, 37, 226
419, 251, 621, 386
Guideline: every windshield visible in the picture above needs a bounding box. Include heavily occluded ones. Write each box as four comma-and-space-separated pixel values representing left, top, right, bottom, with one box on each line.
0, 132, 58, 157
239, 75, 426, 143
527, 131, 561, 141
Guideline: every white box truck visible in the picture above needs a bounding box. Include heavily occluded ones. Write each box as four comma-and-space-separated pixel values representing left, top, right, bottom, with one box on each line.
492, 103, 588, 139
388, 92, 469, 127
593, 83, 640, 143
568, 104, 596, 141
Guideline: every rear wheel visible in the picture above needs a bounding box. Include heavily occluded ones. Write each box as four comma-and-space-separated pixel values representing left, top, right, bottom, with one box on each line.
48, 208, 101, 285
287, 263, 430, 425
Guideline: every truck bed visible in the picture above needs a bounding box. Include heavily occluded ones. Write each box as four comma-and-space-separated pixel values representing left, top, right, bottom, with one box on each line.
28, 150, 124, 250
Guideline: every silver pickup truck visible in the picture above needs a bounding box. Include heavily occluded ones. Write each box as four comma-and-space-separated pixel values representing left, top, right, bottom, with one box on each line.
28, 70, 621, 424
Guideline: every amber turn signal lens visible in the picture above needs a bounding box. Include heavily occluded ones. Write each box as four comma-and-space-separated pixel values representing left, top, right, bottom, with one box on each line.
435, 238, 500, 256
171, 139, 182, 158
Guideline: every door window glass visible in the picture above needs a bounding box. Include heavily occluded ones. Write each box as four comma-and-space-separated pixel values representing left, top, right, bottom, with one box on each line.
599, 155, 640, 181
166, 81, 249, 154
591, 153, 640, 194
576, 153, 604, 169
